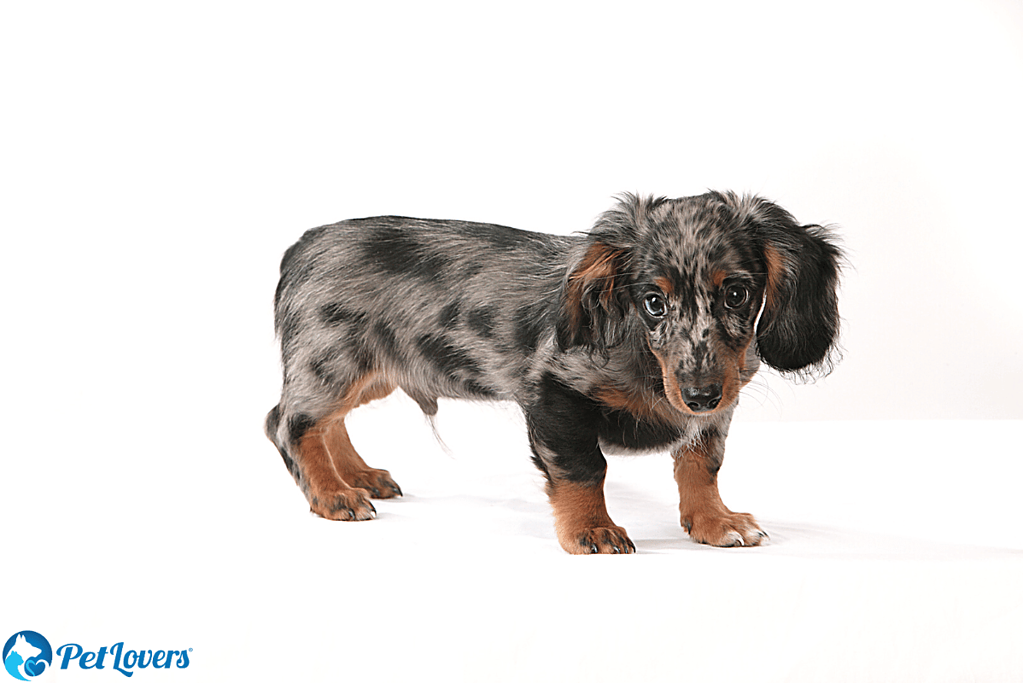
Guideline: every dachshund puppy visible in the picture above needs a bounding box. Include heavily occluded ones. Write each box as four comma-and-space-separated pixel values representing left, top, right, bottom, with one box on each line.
265, 192, 841, 554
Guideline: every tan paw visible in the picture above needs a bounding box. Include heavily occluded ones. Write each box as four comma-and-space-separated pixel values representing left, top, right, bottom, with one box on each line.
310, 488, 377, 521
344, 468, 403, 499
682, 511, 767, 547
561, 526, 636, 554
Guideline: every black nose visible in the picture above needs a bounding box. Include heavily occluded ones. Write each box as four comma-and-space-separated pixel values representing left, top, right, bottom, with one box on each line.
681, 384, 722, 412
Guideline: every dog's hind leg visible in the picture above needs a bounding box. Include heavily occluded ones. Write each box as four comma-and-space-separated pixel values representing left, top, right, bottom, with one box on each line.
267, 371, 400, 521
321, 373, 402, 500
293, 416, 380, 521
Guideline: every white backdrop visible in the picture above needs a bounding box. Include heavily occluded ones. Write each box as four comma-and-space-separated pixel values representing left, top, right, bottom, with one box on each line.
2, 2, 1022, 682
3, 0, 1021, 424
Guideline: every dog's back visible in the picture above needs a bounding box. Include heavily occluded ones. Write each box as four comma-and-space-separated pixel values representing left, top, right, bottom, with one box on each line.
272, 217, 577, 417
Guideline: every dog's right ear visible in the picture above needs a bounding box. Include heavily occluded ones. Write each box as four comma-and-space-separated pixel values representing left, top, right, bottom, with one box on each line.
556, 241, 630, 351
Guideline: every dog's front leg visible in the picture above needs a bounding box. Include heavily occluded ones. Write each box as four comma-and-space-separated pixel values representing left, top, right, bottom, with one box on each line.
673, 425, 767, 547
545, 473, 635, 554
526, 379, 635, 554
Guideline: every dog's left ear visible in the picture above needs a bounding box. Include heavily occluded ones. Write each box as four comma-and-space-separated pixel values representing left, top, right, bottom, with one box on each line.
556, 240, 631, 352
744, 198, 842, 375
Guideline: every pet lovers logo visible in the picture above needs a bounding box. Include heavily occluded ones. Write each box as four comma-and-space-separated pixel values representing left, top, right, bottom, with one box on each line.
4, 631, 191, 679
3, 632, 50, 681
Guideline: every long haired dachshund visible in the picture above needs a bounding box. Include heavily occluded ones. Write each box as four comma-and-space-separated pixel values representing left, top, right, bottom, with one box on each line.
265, 192, 841, 554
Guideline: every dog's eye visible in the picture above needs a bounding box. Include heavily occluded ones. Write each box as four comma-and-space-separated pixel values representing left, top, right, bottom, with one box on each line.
643, 293, 667, 318
723, 283, 750, 310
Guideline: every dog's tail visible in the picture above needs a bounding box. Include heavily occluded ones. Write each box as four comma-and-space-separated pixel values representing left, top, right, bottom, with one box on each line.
425, 412, 454, 457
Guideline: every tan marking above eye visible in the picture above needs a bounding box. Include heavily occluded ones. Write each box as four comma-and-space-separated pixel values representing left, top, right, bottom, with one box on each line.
653, 276, 675, 296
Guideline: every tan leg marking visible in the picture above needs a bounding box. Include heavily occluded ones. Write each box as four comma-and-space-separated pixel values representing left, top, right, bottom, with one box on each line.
329, 372, 401, 498
322, 416, 402, 499
548, 479, 635, 554
297, 372, 401, 520
674, 441, 766, 547
296, 426, 378, 521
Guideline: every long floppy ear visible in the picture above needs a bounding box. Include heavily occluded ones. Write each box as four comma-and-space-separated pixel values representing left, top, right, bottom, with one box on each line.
745, 198, 842, 376
556, 240, 631, 351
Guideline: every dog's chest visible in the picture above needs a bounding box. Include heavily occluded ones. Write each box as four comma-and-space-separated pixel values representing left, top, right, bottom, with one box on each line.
596, 407, 686, 454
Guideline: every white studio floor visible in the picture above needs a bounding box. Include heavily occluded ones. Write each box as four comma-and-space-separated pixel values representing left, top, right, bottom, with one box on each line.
7, 392, 1022, 683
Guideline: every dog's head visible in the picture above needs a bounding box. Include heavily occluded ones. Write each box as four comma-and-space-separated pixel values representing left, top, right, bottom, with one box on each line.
557, 192, 841, 416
